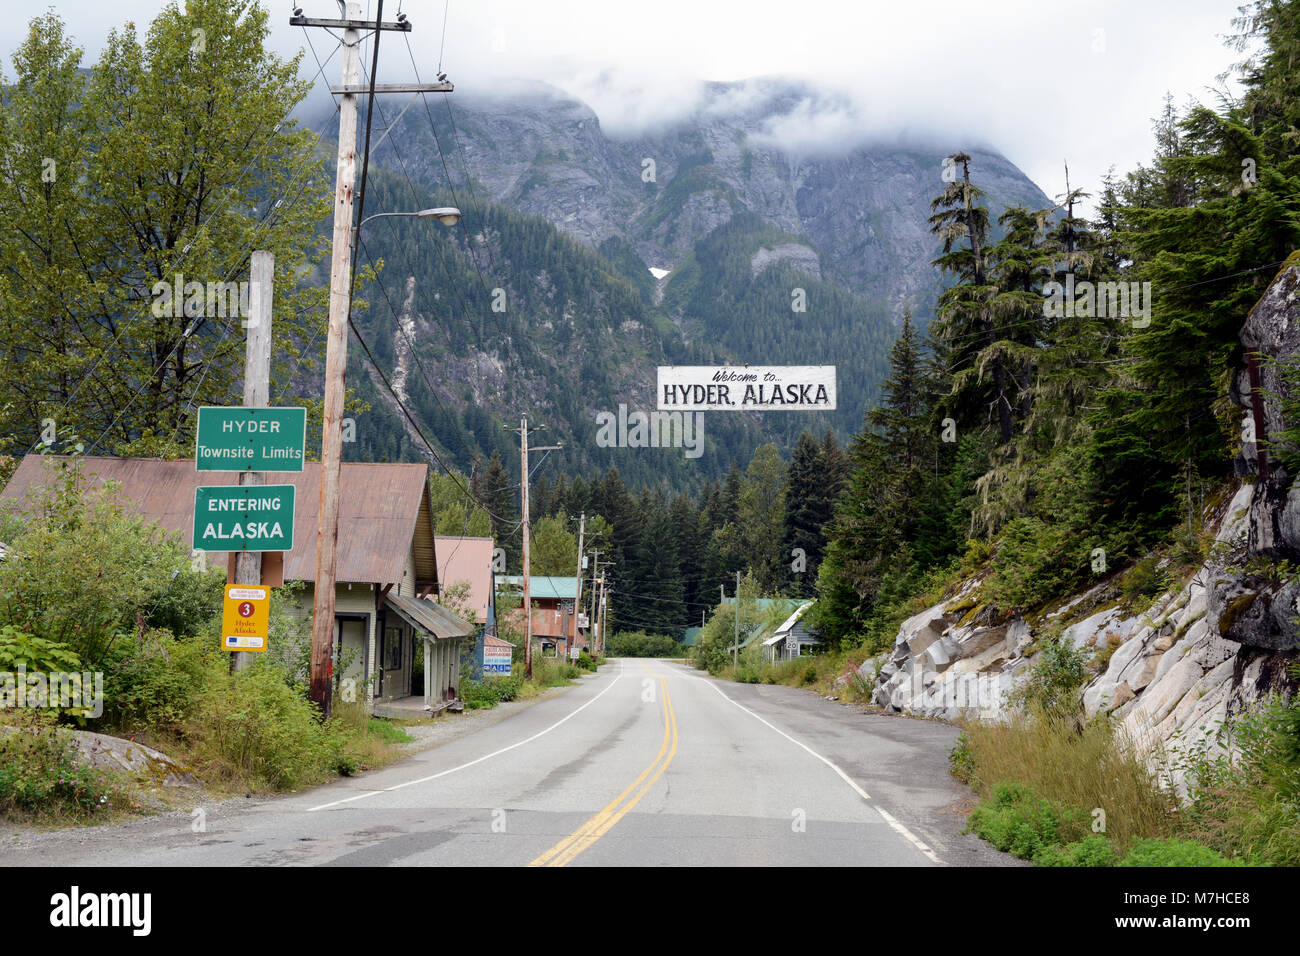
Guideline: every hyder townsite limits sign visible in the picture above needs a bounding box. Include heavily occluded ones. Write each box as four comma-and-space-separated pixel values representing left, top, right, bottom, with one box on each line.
191, 406, 305, 552
195, 406, 307, 471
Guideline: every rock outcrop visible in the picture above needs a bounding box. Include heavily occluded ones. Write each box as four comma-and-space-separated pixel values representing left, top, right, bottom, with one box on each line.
866, 258, 1300, 782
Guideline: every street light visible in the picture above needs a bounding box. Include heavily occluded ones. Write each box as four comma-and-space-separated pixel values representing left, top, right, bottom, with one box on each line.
357, 207, 462, 231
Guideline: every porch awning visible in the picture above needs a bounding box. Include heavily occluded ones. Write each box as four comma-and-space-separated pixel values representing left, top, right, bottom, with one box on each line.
386, 594, 475, 641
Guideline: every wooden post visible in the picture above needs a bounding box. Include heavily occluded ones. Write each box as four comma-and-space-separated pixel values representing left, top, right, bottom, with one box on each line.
232, 250, 274, 673
308, 1, 363, 720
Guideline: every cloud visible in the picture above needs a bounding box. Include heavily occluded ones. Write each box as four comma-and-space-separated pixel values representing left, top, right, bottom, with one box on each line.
7, 0, 1249, 213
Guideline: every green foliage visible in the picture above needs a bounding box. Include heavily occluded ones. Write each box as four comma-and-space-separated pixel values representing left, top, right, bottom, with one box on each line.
99, 629, 212, 736
0, 626, 80, 672
1033, 835, 1119, 867
966, 782, 1088, 861
459, 676, 504, 710
0, 2, 331, 456
0, 713, 123, 819
1182, 692, 1300, 865
1117, 838, 1244, 867
0, 460, 195, 667
730, 643, 767, 684
530, 515, 578, 575
949, 732, 975, 784
1119, 555, 1173, 604
429, 470, 492, 538
188, 660, 361, 790
1007, 640, 1091, 716
605, 631, 685, 658
690, 575, 792, 675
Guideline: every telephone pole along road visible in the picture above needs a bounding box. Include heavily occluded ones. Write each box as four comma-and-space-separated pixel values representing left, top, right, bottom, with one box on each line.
1, 662, 1017, 867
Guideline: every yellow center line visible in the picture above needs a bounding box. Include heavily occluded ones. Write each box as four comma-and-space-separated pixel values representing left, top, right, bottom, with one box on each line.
549, 683, 678, 866
527, 663, 679, 867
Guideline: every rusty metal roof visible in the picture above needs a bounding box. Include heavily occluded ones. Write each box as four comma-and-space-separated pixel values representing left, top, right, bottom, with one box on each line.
0, 455, 435, 587
386, 593, 475, 640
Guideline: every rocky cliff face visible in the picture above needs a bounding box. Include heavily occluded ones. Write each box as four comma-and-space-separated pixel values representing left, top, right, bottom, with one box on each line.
363, 77, 1052, 316
864, 258, 1300, 785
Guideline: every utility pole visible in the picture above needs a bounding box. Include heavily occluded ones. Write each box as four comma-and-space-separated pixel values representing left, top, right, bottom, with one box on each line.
588, 549, 602, 652
590, 571, 604, 657
732, 570, 741, 669
505, 416, 560, 678
520, 416, 532, 678
604, 587, 611, 656
598, 582, 609, 658
231, 250, 273, 673
573, 512, 585, 651
295, 3, 451, 719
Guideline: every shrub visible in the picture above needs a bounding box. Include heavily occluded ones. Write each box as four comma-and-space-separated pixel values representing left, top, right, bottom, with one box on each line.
0, 461, 193, 667
949, 732, 975, 784
461, 674, 524, 709
605, 631, 685, 658
1033, 835, 1118, 867
1007, 639, 1090, 716
1118, 838, 1244, 867
0, 713, 123, 819
187, 660, 356, 790
99, 629, 213, 736
1120, 556, 1169, 604
1181, 692, 1300, 865
0, 626, 80, 672
958, 709, 1175, 853
966, 781, 1088, 860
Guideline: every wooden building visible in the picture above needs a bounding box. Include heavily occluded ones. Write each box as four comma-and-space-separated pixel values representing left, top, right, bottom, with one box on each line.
0, 455, 475, 716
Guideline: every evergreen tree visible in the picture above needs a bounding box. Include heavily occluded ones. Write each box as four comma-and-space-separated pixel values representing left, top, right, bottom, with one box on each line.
477, 450, 520, 570
816, 314, 936, 643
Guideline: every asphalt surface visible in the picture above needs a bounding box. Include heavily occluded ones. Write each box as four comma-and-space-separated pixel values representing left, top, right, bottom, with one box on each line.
0, 659, 1018, 867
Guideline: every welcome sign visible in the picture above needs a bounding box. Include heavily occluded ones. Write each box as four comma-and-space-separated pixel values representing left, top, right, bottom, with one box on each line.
657, 366, 836, 411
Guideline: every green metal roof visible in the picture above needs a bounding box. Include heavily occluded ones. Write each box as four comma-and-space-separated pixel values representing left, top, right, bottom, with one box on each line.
497, 575, 580, 600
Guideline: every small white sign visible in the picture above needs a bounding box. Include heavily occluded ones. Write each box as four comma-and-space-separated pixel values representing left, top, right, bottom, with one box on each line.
228, 586, 268, 601
658, 366, 836, 411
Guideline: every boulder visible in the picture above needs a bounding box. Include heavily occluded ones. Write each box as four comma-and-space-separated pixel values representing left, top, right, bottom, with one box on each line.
68, 730, 199, 788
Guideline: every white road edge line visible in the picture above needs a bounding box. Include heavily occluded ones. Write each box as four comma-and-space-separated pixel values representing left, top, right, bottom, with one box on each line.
306, 661, 626, 812
701, 677, 944, 865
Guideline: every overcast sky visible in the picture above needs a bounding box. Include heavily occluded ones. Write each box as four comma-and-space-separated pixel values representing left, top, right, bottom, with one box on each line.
3, 1, 1251, 209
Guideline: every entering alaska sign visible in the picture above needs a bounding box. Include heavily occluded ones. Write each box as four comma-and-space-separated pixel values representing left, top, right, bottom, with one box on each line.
657, 366, 836, 411
192, 484, 295, 552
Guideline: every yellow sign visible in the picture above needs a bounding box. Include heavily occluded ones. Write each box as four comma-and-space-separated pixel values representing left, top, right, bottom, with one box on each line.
221, 584, 270, 652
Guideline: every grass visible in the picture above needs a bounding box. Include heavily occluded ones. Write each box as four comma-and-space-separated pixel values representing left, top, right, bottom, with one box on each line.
715, 644, 883, 710
459, 654, 604, 710
956, 706, 1178, 855
955, 690, 1300, 866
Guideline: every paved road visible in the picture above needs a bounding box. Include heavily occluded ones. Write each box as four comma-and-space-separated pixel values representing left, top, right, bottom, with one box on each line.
1, 660, 1016, 867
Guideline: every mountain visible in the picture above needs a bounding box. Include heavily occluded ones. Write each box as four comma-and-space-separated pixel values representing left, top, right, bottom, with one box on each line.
309, 78, 1052, 488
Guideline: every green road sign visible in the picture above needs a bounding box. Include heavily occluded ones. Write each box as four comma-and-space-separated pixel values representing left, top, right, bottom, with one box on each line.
196, 406, 306, 472
193, 484, 295, 552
